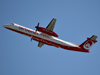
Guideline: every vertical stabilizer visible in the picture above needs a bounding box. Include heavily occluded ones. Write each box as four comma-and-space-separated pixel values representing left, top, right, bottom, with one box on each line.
79, 35, 97, 50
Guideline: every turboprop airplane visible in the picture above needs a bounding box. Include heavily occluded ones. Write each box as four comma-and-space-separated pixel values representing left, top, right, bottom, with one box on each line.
3, 18, 98, 53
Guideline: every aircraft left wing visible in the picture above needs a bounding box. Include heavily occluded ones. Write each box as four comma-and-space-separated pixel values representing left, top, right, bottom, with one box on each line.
38, 42, 44, 48
46, 18, 57, 31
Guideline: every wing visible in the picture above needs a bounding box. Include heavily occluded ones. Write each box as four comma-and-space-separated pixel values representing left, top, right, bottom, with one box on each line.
46, 18, 57, 31
38, 18, 57, 48
38, 42, 44, 48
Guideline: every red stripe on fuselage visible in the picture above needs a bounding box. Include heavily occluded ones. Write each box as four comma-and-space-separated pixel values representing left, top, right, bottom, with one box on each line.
5, 27, 89, 53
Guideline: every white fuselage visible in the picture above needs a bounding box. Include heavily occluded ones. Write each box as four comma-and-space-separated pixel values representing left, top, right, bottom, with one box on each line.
3, 23, 78, 48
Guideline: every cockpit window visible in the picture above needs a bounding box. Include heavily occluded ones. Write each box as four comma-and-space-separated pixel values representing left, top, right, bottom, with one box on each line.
11, 23, 14, 25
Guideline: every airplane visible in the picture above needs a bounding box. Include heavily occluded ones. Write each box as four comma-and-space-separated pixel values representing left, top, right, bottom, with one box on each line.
3, 18, 98, 53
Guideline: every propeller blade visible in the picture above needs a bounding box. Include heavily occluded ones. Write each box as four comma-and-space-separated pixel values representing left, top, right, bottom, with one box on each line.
30, 37, 33, 42
35, 22, 39, 31
37, 23, 39, 26
36, 28, 38, 31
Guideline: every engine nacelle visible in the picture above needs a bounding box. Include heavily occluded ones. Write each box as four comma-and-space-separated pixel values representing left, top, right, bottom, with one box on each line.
38, 27, 58, 37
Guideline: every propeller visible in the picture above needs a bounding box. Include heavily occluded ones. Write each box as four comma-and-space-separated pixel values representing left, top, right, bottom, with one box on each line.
35, 23, 39, 31
30, 23, 39, 42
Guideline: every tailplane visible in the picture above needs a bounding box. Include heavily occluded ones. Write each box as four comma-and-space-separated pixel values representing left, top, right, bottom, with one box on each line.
79, 35, 97, 50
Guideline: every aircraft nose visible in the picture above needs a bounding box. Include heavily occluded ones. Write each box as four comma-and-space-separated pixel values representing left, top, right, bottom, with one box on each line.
3, 24, 12, 28
3, 23, 15, 28
3, 25, 8, 28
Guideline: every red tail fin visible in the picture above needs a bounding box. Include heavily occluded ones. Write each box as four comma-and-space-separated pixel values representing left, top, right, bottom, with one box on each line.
79, 35, 97, 50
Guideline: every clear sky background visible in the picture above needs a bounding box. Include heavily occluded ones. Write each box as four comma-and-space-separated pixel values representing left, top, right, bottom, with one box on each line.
0, 0, 100, 75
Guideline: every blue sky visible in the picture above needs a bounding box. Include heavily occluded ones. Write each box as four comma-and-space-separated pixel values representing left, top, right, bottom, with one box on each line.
0, 0, 100, 75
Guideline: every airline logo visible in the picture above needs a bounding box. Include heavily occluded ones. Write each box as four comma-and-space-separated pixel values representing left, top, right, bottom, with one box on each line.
83, 40, 94, 50
18, 26, 38, 35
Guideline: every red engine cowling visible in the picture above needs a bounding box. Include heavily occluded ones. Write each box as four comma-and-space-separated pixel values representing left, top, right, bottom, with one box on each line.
38, 27, 58, 37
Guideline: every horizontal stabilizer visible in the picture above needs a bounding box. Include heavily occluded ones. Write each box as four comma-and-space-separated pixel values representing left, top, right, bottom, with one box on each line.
90, 35, 97, 40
